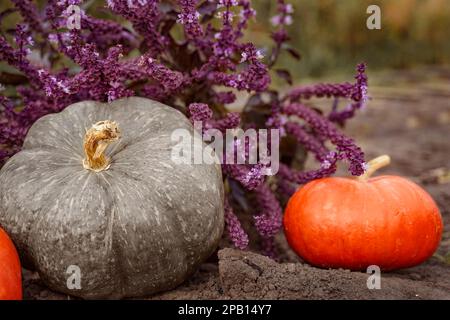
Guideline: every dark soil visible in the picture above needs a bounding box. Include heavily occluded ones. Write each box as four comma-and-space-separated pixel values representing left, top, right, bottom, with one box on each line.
23, 71, 450, 300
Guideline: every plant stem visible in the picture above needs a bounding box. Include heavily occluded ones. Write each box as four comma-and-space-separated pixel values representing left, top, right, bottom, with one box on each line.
357, 154, 391, 181
83, 120, 121, 172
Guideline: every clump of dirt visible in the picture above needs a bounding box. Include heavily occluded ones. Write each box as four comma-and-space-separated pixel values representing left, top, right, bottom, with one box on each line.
217, 249, 450, 299
23, 73, 450, 300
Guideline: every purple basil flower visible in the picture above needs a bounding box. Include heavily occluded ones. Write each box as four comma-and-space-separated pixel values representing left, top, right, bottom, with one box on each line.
11, 0, 44, 33
261, 237, 277, 260
188, 103, 214, 123
253, 183, 283, 238
287, 82, 354, 101
284, 103, 365, 175
328, 63, 369, 125
108, 0, 164, 56
178, 0, 204, 39
0, 28, 41, 87
224, 197, 249, 250
213, 112, 240, 132
278, 158, 337, 186
139, 56, 186, 92
223, 163, 265, 190
284, 121, 328, 161
215, 91, 237, 104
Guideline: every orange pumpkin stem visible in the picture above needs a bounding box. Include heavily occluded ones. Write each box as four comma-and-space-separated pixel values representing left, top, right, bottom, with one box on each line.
357, 155, 391, 181
83, 120, 121, 172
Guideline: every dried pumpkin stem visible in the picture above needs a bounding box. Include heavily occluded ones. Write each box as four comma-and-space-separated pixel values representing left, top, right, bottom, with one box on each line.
83, 120, 121, 172
357, 155, 391, 181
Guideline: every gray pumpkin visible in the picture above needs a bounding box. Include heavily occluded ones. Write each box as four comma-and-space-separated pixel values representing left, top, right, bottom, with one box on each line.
0, 97, 224, 299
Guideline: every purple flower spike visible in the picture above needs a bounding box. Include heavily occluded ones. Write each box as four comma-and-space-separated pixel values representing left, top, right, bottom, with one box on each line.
253, 183, 283, 238
188, 103, 213, 123
284, 121, 328, 161
283, 103, 365, 176
287, 82, 354, 101
11, 0, 44, 33
224, 164, 265, 191
178, 0, 204, 39
213, 112, 240, 132
224, 198, 249, 250
328, 63, 369, 125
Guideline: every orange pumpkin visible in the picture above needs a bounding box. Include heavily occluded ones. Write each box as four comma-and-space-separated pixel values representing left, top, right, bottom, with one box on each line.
284, 155, 443, 271
0, 227, 22, 300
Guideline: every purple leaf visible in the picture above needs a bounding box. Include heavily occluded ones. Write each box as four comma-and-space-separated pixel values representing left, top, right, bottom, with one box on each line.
275, 69, 293, 85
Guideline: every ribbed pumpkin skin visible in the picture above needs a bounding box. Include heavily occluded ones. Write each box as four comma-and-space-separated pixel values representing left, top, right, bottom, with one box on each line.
284, 175, 443, 271
0, 97, 224, 299
0, 227, 22, 300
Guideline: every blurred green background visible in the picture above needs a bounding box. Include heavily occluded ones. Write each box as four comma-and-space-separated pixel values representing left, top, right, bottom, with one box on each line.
1, 0, 450, 81
249, 0, 450, 80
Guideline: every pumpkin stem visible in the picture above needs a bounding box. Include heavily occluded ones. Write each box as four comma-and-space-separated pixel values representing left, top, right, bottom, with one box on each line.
83, 120, 121, 172
357, 155, 391, 181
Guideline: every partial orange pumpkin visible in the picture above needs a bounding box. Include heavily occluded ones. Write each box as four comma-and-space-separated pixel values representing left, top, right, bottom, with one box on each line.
284, 155, 443, 271
0, 227, 22, 300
